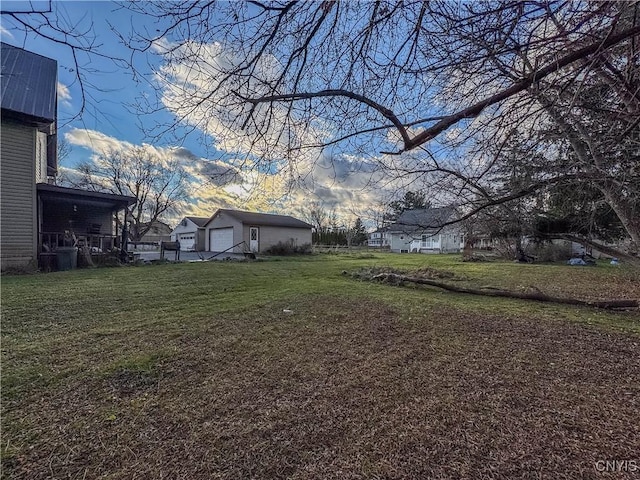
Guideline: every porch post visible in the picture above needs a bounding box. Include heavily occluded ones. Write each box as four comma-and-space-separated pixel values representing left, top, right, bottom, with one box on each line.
120, 208, 129, 262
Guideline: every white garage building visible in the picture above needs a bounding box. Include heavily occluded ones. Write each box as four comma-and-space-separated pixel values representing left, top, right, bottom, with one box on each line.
206, 209, 312, 253
170, 216, 209, 251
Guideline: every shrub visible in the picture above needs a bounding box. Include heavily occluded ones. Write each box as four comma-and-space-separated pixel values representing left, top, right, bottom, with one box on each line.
531, 242, 573, 262
265, 241, 312, 255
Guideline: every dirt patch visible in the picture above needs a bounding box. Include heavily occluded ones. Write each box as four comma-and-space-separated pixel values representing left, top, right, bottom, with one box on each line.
105, 369, 162, 397
3, 296, 639, 479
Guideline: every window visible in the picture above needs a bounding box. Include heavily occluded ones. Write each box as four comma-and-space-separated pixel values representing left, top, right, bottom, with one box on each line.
421, 234, 438, 249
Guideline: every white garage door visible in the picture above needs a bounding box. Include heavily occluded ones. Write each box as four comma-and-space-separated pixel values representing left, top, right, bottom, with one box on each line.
178, 233, 196, 251
209, 227, 234, 252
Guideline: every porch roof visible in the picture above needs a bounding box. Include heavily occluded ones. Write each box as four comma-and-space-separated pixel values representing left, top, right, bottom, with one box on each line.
37, 184, 136, 209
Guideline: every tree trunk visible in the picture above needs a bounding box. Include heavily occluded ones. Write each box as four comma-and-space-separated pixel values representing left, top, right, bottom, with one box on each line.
598, 186, 640, 255
371, 273, 638, 310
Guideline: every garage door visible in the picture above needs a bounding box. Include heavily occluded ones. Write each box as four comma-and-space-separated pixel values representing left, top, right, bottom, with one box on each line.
178, 233, 196, 251
209, 227, 234, 252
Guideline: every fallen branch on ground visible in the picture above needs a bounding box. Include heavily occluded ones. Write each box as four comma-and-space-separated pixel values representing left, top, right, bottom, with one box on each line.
370, 273, 638, 311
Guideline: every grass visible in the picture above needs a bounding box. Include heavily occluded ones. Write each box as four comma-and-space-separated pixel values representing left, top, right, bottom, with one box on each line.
1, 253, 639, 479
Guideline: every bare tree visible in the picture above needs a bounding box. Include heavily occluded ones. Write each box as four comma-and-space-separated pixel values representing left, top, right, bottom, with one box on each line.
1, 2, 128, 124
8, 2, 638, 257
300, 201, 333, 234
74, 147, 188, 241
124, 1, 639, 259
56, 136, 72, 165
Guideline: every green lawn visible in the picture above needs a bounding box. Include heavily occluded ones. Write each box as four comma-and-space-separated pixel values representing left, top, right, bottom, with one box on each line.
2, 254, 639, 479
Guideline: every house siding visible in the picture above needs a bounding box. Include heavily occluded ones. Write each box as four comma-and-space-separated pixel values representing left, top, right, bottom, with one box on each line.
1, 120, 37, 268
440, 231, 462, 252
242, 225, 312, 253
196, 228, 206, 251
390, 233, 414, 252
138, 222, 172, 244
389, 227, 463, 253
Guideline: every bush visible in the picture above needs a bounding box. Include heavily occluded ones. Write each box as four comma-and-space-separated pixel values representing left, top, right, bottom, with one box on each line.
265, 241, 312, 255
531, 242, 573, 262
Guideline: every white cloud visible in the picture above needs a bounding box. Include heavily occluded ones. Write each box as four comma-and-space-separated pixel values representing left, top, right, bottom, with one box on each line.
65, 128, 134, 155
148, 40, 453, 225
155, 41, 329, 169
64, 128, 259, 224
0, 25, 15, 41
57, 81, 72, 107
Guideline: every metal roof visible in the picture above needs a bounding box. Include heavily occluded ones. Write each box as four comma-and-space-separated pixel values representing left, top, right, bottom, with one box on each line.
1, 42, 57, 123
210, 209, 312, 229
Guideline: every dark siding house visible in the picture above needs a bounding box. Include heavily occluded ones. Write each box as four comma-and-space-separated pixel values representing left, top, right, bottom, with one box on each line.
1, 43, 135, 270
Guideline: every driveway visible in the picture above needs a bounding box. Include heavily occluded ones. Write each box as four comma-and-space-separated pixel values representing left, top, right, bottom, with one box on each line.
131, 250, 250, 262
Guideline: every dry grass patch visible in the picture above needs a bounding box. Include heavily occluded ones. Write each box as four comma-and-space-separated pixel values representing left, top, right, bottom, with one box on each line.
3, 296, 639, 479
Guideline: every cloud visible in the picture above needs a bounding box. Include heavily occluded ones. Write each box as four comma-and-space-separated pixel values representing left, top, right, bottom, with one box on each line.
149, 40, 444, 226
154, 41, 328, 166
0, 25, 15, 41
57, 81, 72, 108
63, 128, 274, 224
65, 128, 133, 154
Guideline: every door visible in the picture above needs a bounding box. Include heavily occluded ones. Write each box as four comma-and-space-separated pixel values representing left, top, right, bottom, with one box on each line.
178, 233, 195, 251
249, 227, 259, 252
209, 227, 234, 252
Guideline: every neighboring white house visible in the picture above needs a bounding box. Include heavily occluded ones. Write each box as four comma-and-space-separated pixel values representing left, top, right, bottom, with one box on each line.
368, 228, 390, 248
387, 207, 464, 253
170, 216, 209, 251
205, 209, 312, 253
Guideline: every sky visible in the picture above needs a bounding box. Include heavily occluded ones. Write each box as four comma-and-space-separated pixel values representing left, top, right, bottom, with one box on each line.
2, 0, 397, 227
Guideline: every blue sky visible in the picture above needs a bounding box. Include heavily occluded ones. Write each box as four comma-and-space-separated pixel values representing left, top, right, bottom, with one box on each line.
3, 2, 188, 155
2, 1, 301, 221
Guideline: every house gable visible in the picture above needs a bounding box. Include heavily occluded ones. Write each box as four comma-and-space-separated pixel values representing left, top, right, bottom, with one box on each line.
171, 217, 207, 233
206, 211, 243, 251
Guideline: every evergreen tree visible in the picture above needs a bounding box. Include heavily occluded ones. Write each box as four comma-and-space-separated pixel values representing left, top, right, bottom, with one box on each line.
386, 191, 431, 223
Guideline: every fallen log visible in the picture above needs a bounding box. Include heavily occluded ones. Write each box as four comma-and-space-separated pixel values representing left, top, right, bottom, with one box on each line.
371, 273, 639, 310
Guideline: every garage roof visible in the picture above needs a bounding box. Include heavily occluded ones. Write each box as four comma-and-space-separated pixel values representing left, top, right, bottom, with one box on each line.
185, 216, 210, 227
210, 209, 312, 229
